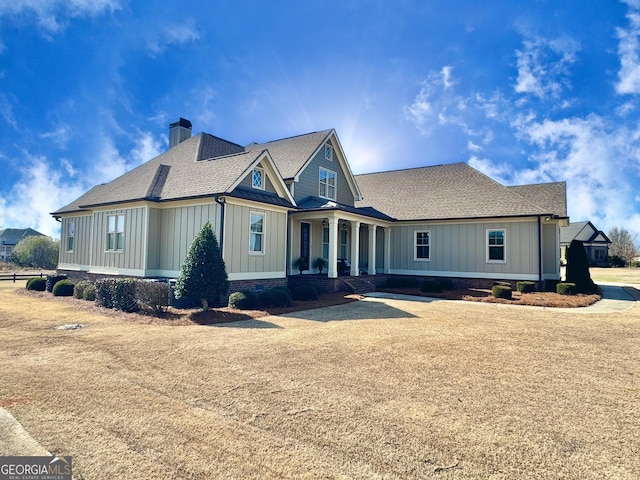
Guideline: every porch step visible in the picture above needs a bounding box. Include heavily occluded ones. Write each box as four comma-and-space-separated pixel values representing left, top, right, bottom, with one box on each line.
340, 277, 376, 294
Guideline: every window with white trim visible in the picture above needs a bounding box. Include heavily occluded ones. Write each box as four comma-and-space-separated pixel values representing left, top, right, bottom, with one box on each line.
252, 167, 264, 190
415, 230, 430, 261
322, 226, 329, 261
324, 144, 333, 161
250, 212, 264, 254
319, 167, 336, 200
107, 214, 124, 251
340, 229, 348, 259
67, 221, 75, 252
487, 229, 506, 262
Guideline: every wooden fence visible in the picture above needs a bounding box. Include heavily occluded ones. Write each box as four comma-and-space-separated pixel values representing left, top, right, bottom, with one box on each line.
0, 272, 45, 283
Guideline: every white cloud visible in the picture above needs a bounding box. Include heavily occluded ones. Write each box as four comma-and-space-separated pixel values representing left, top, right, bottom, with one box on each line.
3, 153, 86, 237
404, 67, 459, 134
441, 65, 454, 89
40, 123, 72, 148
0, 0, 121, 34
146, 21, 200, 56
514, 36, 580, 99
616, 4, 640, 94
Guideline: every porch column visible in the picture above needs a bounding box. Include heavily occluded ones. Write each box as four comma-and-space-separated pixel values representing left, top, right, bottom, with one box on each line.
327, 217, 339, 278
383, 227, 391, 274
368, 224, 377, 275
350, 220, 360, 276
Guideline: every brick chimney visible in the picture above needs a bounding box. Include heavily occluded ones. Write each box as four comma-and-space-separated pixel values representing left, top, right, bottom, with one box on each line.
169, 118, 192, 148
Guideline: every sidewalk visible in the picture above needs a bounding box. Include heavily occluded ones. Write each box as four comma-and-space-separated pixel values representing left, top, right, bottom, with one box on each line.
0, 408, 49, 456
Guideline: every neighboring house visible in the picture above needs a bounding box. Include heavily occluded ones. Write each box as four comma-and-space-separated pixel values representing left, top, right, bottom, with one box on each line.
0, 228, 46, 262
560, 221, 611, 266
52, 119, 568, 290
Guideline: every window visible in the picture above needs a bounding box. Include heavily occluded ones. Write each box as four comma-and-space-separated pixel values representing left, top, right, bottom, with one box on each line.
107, 214, 124, 251
324, 144, 333, 161
415, 231, 430, 261
322, 226, 329, 261
67, 221, 75, 252
252, 167, 264, 190
250, 212, 264, 254
319, 167, 336, 200
340, 229, 348, 259
487, 229, 506, 262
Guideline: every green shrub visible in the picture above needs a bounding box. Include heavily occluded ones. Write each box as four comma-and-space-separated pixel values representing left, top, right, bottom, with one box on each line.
46, 274, 67, 293
383, 277, 420, 289
292, 284, 319, 301
556, 282, 576, 295
492, 285, 512, 299
136, 281, 169, 315
517, 281, 536, 293
95, 279, 116, 308
112, 278, 138, 312
52, 279, 75, 297
82, 284, 97, 301
26, 277, 47, 291
272, 286, 293, 301
493, 281, 512, 288
73, 280, 93, 299
228, 290, 258, 310
259, 288, 292, 308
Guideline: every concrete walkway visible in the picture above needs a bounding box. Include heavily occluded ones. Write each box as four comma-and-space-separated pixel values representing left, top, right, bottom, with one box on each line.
365, 283, 638, 314
0, 407, 49, 456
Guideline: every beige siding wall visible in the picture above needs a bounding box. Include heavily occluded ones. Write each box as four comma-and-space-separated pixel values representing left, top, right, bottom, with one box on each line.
157, 203, 221, 272
224, 203, 286, 274
294, 141, 355, 206
91, 207, 146, 271
58, 215, 92, 268
390, 220, 540, 277
147, 208, 161, 270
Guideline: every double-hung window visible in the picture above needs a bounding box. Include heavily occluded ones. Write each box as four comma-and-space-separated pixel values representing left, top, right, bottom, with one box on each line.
107, 214, 124, 251
319, 167, 336, 200
250, 212, 265, 254
252, 167, 264, 190
322, 226, 330, 261
67, 221, 75, 252
487, 229, 506, 262
415, 231, 430, 261
340, 229, 348, 259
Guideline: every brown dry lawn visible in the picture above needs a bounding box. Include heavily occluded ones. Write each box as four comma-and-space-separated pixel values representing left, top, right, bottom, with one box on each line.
1, 281, 639, 479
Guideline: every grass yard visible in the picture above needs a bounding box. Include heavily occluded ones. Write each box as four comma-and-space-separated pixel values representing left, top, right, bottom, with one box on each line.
1, 281, 639, 479
590, 266, 640, 284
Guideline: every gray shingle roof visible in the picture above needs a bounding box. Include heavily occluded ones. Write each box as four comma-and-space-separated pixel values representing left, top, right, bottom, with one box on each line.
0, 228, 46, 245
52, 134, 273, 214
296, 196, 394, 221
508, 182, 567, 217
245, 130, 332, 180
354, 162, 567, 221
560, 221, 611, 244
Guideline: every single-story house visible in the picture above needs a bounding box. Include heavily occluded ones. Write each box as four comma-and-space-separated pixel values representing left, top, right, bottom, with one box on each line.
0, 228, 46, 263
560, 221, 611, 266
52, 119, 568, 291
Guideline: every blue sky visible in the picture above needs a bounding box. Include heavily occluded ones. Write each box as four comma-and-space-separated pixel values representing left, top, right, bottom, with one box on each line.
1, 0, 640, 239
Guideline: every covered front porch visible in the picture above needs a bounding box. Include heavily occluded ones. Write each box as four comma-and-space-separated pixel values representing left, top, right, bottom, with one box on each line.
288, 210, 392, 279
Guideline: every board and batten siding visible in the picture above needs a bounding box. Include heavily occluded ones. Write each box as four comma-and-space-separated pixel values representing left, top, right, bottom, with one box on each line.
58, 215, 92, 269
155, 203, 221, 273
224, 203, 287, 278
390, 220, 540, 279
542, 223, 559, 277
293, 140, 355, 206
91, 207, 146, 272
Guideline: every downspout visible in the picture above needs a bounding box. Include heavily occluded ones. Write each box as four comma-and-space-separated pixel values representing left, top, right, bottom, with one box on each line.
537, 216, 543, 289
214, 195, 225, 252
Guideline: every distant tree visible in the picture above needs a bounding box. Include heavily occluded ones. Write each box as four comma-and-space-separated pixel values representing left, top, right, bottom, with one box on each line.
175, 222, 228, 311
566, 240, 598, 294
11, 236, 58, 269
608, 226, 637, 266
